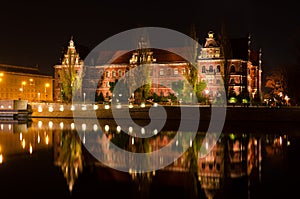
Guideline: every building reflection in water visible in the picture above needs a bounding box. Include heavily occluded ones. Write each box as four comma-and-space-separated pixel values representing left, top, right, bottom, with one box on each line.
0, 118, 289, 198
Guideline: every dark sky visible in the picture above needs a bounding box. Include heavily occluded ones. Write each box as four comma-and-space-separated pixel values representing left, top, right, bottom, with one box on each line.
0, 1, 299, 76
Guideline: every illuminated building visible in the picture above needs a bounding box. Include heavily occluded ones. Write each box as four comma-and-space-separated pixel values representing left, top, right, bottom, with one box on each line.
0, 64, 53, 101
54, 31, 262, 104
198, 31, 262, 103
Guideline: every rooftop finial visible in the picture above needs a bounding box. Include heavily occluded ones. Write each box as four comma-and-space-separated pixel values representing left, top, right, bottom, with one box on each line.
69, 36, 74, 48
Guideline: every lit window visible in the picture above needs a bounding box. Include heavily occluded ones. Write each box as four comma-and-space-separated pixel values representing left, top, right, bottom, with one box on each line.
181, 68, 185, 74
160, 68, 164, 76
174, 68, 178, 75
202, 66, 206, 73
118, 70, 122, 77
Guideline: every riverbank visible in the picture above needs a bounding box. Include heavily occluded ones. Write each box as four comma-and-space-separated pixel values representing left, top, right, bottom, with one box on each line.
29, 103, 300, 122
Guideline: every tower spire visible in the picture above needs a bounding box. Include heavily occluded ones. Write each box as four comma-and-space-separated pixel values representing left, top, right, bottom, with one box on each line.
248, 33, 251, 61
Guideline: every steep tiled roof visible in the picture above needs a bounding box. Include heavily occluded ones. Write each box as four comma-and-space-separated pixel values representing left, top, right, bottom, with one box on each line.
93, 47, 193, 65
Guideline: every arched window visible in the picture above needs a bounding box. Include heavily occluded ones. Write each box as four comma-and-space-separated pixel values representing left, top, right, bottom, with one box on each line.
230, 65, 235, 73
216, 79, 221, 85
216, 65, 220, 73
112, 70, 116, 77
209, 65, 213, 73
106, 71, 110, 78
202, 66, 206, 73
118, 70, 122, 77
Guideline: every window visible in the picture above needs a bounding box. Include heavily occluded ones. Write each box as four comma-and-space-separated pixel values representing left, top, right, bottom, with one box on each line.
216, 79, 221, 85
106, 71, 110, 78
181, 68, 185, 74
209, 65, 213, 73
112, 70, 116, 77
174, 68, 178, 75
118, 70, 122, 77
202, 66, 206, 73
216, 65, 220, 73
230, 65, 235, 73
167, 68, 171, 76
160, 68, 164, 76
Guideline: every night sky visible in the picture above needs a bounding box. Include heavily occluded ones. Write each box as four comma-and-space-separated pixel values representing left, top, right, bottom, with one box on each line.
0, 1, 299, 76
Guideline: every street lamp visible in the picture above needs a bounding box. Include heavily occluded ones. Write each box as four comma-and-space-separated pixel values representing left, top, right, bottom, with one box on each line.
22, 81, 26, 99
45, 83, 50, 101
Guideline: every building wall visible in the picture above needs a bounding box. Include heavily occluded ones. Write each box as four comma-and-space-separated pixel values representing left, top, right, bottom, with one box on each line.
54, 31, 262, 104
0, 71, 53, 102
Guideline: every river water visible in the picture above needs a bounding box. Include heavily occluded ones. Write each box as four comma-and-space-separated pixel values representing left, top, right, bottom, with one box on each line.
0, 117, 299, 199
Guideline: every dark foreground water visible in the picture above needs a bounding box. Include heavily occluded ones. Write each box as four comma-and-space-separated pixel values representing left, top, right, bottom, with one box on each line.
0, 117, 299, 199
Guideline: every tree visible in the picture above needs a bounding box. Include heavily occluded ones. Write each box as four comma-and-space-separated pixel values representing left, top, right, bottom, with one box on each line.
60, 39, 84, 103
184, 23, 199, 91
218, 21, 233, 99
265, 69, 288, 98
128, 35, 153, 103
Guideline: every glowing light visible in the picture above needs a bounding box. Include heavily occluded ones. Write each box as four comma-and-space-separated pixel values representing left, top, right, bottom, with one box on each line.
71, 105, 75, 111
81, 105, 87, 110
48, 106, 53, 112
38, 121, 43, 128
116, 126, 121, 133
129, 126, 133, 134
104, 104, 110, 109
153, 103, 158, 107
141, 128, 145, 135
22, 139, 26, 149
0, 124, 3, 130
59, 122, 64, 129
131, 137, 134, 145
153, 129, 158, 135
38, 105, 43, 112
116, 103, 122, 109
8, 124, 11, 130
93, 104, 98, 110
29, 143, 33, 154
0, 154, 3, 164
104, 125, 109, 132
93, 124, 98, 131
19, 133, 23, 141
37, 134, 40, 143
82, 123, 86, 131
59, 105, 64, 111
48, 121, 53, 129
129, 103, 133, 108
71, 123, 75, 130
140, 102, 146, 108
45, 135, 49, 145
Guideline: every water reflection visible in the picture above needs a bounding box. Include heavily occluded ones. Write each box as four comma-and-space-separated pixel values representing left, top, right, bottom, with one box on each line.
0, 118, 292, 198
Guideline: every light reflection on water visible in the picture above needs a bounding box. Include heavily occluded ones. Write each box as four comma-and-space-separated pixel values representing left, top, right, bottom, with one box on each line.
0, 118, 297, 199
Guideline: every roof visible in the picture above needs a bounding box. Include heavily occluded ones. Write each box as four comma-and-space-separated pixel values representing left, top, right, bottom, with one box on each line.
0, 64, 52, 77
93, 47, 194, 65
